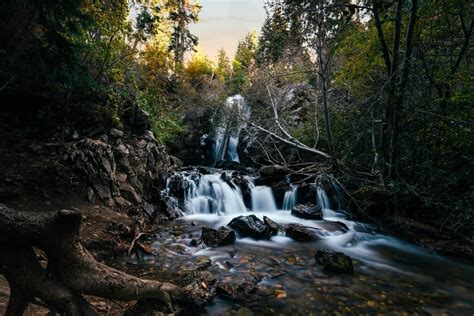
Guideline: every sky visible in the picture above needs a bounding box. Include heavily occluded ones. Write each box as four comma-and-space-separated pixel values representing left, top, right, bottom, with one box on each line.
189, 0, 266, 61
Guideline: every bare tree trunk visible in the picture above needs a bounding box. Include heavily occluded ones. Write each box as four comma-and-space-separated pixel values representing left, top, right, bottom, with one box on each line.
316, 27, 337, 164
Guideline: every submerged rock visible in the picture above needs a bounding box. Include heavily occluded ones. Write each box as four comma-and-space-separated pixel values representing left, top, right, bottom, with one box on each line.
315, 249, 354, 274
228, 215, 272, 239
291, 203, 323, 220
201, 226, 236, 247
285, 224, 317, 241
318, 220, 349, 233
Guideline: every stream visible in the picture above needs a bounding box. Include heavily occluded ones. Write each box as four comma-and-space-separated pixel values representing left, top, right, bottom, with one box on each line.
115, 96, 473, 315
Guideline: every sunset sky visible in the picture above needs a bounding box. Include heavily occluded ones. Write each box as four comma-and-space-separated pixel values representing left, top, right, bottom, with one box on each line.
189, 0, 266, 61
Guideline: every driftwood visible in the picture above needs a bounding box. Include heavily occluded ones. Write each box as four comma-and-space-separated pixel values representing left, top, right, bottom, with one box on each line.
0, 204, 185, 315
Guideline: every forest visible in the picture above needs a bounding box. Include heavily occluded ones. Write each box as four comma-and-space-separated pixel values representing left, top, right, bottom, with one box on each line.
0, 0, 473, 315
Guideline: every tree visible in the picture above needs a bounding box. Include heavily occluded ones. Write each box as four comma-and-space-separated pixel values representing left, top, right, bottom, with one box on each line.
215, 49, 231, 83
166, 0, 201, 73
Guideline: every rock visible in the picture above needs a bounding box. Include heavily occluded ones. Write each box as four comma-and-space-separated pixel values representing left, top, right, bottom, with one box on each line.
119, 183, 142, 204
318, 220, 349, 233
259, 165, 287, 177
291, 203, 323, 220
169, 155, 183, 167
201, 227, 236, 247
195, 256, 212, 269
176, 269, 216, 307
285, 224, 317, 241
236, 307, 254, 316
216, 281, 256, 301
263, 216, 279, 235
109, 128, 124, 139
114, 196, 131, 208
216, 282, 237, 299
228, 215, 272, 239
315, 249, 354, 274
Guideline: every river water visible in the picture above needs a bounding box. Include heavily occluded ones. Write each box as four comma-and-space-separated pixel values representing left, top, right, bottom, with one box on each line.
116, 169, 474, 315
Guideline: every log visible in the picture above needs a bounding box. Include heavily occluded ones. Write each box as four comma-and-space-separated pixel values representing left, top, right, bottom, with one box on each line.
0, 204, 186, 315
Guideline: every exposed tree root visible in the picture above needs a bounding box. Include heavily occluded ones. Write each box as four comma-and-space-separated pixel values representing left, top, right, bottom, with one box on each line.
0, 204, 187, 315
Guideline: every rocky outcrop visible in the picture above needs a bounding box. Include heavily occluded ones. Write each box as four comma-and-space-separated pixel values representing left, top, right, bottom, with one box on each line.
315, 249, 354, 274
291, 203, 323, 220
201, 227, 236, 247
64, 129, 177, 219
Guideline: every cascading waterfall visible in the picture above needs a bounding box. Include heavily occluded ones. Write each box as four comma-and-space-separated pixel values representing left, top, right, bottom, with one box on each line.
213, 95, 251, 166
250, 185, 277, 212
184, 173, 247, 215
282, 186, 298, 210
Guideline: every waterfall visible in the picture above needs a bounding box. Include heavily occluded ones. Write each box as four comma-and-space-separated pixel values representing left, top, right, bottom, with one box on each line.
166, 172, 248, 215
251, 185, 277, 212
213, 95, 251, 166
316, 186, 342, 219
282, 186, 298, 210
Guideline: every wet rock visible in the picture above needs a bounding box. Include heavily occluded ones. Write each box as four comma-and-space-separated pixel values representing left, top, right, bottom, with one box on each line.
285, 224, 317, 241
319, 220, 349, 233
315, 249, 354, 274
216, 281, 256, 301
259, 165, 287, 177
228, 215, 272, 239
201, 226, 236, 247
216, 282, 237, 299
176, 269, 216, 307
291, 203, 323, 220
263, 216, 279, 235
196, 256, 212, 269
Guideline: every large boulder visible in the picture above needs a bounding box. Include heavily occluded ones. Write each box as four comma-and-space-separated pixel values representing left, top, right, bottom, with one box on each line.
291, 203, 323, 220
201, 227, 236, 247
315, 249, 354, 274
228, 215, 272, 239
285, 224, 318, 241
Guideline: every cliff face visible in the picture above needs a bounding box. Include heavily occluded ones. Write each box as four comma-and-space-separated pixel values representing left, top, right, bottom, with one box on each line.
64, 129, 181, 220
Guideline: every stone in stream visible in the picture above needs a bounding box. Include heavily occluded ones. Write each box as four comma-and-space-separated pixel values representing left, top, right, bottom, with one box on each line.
263, 216, 279, 235
318, 220, 349, 233
291, 203, 323, 220
228, 215, 272, 239
285, 224, 318, 241
315, 249, 354, 274
201, 226, 236, 247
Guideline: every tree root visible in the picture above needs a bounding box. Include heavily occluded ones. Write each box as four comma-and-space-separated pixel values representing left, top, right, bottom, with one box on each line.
0, 204, 187, 315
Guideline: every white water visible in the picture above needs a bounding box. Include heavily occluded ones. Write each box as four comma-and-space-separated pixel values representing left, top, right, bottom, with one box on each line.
251, 185, 277, 212
282, 186, 298, 210
163, 170, 474, 281
213, 95, 251, 165
179, 173, 247, 215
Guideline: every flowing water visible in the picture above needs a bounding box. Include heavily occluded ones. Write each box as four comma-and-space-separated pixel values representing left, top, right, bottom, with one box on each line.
213, 95, 250, 166
117, 169, 474, 315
